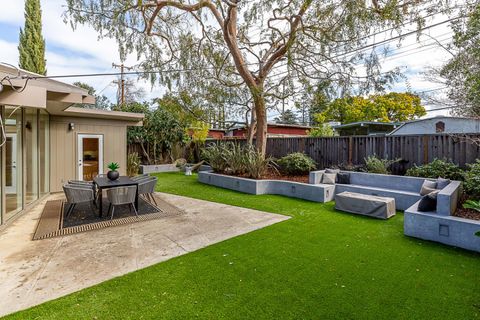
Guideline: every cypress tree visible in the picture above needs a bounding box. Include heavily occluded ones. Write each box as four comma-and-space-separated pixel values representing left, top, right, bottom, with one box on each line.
18, 0, 46, 75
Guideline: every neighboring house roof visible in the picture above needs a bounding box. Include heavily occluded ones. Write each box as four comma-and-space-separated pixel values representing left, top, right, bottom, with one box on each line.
332, 121, 402, 129
388, 116, 480, 135
0, 63, 143, 124
231, 122, 312, 131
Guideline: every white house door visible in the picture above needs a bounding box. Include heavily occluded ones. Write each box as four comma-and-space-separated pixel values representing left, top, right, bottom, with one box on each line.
77, 134, 103, 181
5, 134, 17, 194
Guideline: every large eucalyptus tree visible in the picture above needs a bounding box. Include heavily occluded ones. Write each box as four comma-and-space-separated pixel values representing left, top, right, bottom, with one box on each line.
65, 0, 449, 155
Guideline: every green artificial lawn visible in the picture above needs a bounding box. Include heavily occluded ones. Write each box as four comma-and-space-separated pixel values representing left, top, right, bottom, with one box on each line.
5, 172, 480, 319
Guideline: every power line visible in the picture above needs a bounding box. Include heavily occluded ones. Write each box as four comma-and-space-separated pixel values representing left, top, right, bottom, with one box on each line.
265, 15, 462, 82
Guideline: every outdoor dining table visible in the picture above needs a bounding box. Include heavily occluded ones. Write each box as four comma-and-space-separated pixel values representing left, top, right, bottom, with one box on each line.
93, 176, 139, 217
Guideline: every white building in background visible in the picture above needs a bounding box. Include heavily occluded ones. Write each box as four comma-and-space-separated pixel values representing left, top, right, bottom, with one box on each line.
389, 116, 480, 135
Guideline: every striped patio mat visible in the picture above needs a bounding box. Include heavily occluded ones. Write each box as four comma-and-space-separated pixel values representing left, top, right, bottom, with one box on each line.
32, 194, 184, 240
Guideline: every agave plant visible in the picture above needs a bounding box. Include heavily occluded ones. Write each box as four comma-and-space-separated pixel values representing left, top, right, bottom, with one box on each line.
107, 162, 120, 171
223, 142, 247, 175
463, 200, 480, 212
202, 143, 228, 173
243, 145, 277, 179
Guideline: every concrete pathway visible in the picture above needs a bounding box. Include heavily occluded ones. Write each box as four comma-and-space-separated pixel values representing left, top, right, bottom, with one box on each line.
0, 193, 289, 317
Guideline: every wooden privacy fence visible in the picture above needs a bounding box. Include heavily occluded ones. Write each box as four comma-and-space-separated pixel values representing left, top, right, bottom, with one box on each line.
206, 134, 480, 174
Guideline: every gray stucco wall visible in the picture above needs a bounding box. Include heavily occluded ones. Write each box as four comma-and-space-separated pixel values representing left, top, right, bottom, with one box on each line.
391, 117, 480, 135
404, 206, 480, 253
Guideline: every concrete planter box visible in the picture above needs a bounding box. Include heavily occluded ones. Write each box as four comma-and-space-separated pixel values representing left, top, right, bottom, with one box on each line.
404, 205, 480, 253
198, 171, 335, 203
140, 164, 180, 174
141, 164, 212, 174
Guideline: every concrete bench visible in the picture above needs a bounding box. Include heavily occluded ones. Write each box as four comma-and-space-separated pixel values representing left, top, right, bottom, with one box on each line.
309, 170, 462, 214
335, 191, 396, 219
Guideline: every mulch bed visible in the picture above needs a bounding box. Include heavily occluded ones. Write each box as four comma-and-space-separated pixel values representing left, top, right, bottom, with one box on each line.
453, 207, 480, 221
259, 172, 309, 183
225, 169, 310, 183
452, 195, 480, 221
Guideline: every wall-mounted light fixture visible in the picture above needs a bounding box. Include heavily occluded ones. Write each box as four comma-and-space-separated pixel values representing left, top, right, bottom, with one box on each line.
68, 122, 75, 131
26, 121, 32, 130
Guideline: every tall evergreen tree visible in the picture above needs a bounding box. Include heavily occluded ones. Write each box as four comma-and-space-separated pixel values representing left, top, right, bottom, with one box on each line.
18, 0, 46, 75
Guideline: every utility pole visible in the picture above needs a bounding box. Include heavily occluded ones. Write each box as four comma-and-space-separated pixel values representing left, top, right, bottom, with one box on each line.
112, 62, 133, 105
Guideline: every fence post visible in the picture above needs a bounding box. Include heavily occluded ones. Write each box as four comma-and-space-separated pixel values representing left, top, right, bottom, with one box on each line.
348, 136, 353, 165
423, 136, 429, 164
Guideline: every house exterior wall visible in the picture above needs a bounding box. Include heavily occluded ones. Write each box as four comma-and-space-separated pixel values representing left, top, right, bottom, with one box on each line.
231, 126, 310, 137
267, 126, 309, 136
391, 118, 480, 135
49, 116, 129, 192
207, 130, 225, 139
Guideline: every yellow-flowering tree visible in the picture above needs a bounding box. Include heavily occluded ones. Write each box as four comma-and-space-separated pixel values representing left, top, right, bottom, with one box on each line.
316, 92, 425, 124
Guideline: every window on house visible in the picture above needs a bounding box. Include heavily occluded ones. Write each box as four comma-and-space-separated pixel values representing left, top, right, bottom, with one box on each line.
435, 121, 445, 133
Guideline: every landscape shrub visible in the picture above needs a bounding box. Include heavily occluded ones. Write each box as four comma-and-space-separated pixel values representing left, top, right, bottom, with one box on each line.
277, 153, 316, 175
331, 163, 365, 172
243, 145, 277, 179
127, 152, 140, 177
222, 142, 247, 175
364, 155, 400, 174
463, 199, 480, 212
202, 143, 276, 179
202, 143, 229, 172
464, 160, 480, 196
405, 159, 465, 181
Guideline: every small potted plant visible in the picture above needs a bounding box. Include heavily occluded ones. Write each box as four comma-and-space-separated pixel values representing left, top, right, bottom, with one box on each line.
107, 162, 120, 181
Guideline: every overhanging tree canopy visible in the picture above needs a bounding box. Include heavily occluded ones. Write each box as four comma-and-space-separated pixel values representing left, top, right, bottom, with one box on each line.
65, 0, 450, 154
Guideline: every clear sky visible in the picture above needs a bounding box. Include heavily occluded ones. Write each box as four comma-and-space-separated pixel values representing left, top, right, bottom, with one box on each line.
0, 0, 454, 119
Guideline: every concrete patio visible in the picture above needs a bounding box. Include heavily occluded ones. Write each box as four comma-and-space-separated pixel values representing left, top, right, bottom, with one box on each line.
0, 192, 289, 317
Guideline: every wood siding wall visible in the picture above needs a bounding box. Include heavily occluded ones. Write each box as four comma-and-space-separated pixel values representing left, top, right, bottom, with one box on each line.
49, 116, 129, 192
207, 134, 480, 174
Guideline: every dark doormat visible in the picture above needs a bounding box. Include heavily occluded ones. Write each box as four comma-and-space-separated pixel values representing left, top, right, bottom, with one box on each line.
33, 195, 185, 240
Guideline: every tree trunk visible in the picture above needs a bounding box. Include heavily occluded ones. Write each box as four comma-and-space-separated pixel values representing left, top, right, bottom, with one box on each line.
246, 107, 256, 145
254, 95, 267, 156
139, 141, 151, 165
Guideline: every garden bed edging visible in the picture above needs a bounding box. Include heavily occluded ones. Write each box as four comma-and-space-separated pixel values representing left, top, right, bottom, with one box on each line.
404, 204, 480, 253
198, 171, 335, 203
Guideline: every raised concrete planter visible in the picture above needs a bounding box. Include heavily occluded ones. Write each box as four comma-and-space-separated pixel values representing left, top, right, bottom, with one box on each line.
140, 164, 212, 174
198, 171, 335, 203
140, 164, 180, 174
404, 204, 480, 253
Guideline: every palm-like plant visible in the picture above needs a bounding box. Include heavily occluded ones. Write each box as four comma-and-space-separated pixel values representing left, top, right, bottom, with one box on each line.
463, 200, 480, 212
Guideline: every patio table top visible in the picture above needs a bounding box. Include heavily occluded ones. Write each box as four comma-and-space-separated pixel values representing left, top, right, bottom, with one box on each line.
93, 176, 138, 188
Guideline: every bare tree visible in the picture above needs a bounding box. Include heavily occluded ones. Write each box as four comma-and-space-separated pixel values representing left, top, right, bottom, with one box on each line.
65, 0, 451, 155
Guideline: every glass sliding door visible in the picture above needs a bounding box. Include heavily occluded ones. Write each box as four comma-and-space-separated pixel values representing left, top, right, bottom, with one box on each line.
4, 106, 23, 220
25, 109, 38, 204
39, 110, 49, 196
